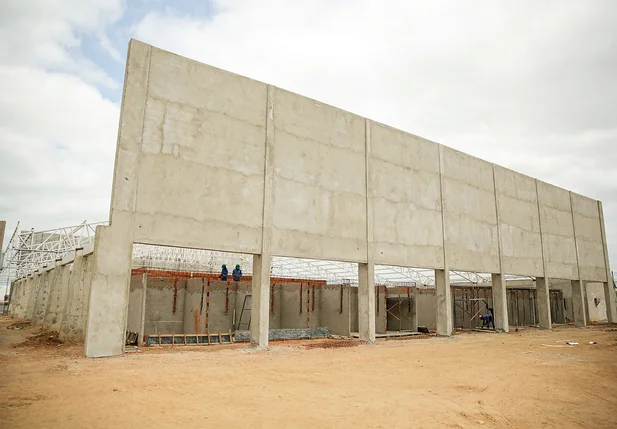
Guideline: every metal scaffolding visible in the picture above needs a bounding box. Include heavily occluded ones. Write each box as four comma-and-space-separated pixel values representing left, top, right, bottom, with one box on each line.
0, 221, 105, 295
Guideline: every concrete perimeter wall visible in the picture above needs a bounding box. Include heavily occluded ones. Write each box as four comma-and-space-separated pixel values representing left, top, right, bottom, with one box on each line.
8, 247, 95, 342
83, 39, 615, 357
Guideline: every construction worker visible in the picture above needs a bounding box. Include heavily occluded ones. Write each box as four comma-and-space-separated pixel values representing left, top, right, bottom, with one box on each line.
480, 312, 494, 329
220, 264, 228, 281
232, 264, 242, 282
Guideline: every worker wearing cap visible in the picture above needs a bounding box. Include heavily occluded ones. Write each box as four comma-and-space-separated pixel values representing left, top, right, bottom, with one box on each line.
232, 264, 242, 282
220, 264, 228, 281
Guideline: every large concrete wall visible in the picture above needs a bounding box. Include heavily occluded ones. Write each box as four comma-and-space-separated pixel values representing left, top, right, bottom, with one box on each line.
272, 89, 367, 261
537, 181, 579, 280
442, 148, 500, 273
494, 166, 543, 277
83, 39, 616, 356
571, 194, 608, 282
8, 248, 95, 343
134, 47, 267, 254
370, 125, 443, 268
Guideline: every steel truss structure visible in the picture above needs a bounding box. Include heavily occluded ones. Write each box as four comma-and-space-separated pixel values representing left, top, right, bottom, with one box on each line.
0, 221, 106, 294
3, 221, 535, 293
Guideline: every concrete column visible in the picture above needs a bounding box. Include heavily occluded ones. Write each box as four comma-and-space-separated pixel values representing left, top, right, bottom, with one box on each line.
571, 280, 587, 327
582, 282, 590, 322
603, 281, 617, 323
491, 273, 509, 332
598, 201, 617, 323
249, 83, 275, 348
138, 272, 148, 345
536, 277, 552, 329
410, 286, 418, 332
358, 262, 376, 343
250, 254, 271, 347
435, 269, 452, 336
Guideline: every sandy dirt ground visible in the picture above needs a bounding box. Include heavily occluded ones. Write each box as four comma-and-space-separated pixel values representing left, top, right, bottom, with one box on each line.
1, 316, 617, 428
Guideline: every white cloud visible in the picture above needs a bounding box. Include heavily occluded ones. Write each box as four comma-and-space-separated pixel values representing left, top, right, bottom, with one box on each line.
0, 0, 124, 87
1, 0, 616, 277
133, 0, 617, 270
0, 66, 119, 231
0, 0, 123, 246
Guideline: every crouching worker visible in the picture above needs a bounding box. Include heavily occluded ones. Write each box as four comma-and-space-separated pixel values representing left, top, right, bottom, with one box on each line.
232, 264, 242, 282
220, 264, 228, 281
480, 312, 494, 329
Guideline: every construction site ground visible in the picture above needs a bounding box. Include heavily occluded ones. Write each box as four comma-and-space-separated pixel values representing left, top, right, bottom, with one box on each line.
1, 316, 616, 429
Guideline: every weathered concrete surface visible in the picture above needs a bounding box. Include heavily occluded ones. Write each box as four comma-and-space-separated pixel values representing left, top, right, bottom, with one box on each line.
271, 88, 367, 262
250, 254, 270, 347
598, 202, 617, 323
441, 147, 499, 273
43, 261, 71, 332
135, 46, 267, 254
536, 277, 552, 329
571, 193, 607, 282
585, 282, 609, 322
358, 263, 376, 343
537, 182, 578, 280
369, 124, 443, 269
491, 273, 509, 332
126, 274, 143, 333
494, 166, 543, 277
571, 280, 587, 327
60, 251, 92, 342
320, 285, 351, 335
144, 278, 186, 335
86, 39, 615, 357
84, 39, 150, 358
435, 269, 452, 335
235, 327, 330, 342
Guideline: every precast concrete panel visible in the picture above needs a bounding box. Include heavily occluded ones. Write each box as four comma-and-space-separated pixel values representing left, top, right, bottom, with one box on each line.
441, 147, 499, 273
132, 47, 267, 253
493, 165, 543, 276
270, 87, 367, 262
87, 39, 614, 357
537, 181, 578, 279
571, 193, 607, 282
369, 123, 444, 269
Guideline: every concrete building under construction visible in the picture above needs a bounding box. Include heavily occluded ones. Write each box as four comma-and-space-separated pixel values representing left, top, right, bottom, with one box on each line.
5, 40, 617, 357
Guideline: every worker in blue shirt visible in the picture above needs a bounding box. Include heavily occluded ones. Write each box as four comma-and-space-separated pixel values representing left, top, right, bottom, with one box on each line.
232, 264, 242, 282
220, 264, 228, 281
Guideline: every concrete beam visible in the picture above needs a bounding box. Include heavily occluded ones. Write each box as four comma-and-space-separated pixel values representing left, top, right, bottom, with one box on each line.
435, 269, 452, 336
571, 280, 587, 327
536, 277, 552, 329
358, 262, 375, 343
491, 273, 509, 332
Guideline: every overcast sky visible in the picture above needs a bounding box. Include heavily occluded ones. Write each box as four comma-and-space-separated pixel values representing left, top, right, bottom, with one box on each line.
1, 0, 616, 273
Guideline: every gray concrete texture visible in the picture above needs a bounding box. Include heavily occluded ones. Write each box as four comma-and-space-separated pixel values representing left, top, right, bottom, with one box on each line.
13, 39, 612, 357
125, 277, 374, 337
8, 250, 94, 342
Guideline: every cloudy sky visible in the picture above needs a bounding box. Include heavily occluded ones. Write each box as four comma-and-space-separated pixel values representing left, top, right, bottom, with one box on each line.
1, 0, 616, 272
